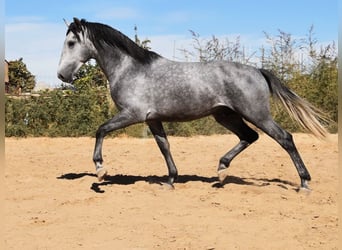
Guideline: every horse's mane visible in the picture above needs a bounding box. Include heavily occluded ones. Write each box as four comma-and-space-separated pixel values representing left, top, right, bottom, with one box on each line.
67, 18, 161, 64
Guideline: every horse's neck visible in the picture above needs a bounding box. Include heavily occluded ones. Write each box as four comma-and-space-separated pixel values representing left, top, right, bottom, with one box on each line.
95, 48, 136, 84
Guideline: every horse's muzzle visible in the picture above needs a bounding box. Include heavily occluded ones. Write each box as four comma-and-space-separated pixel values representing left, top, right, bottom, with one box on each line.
57, 72, 74, 83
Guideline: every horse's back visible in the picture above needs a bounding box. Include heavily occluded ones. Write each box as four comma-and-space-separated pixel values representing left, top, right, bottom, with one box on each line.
142, 59, 270, 121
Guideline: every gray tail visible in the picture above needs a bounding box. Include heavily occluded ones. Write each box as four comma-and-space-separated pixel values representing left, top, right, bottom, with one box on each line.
259, 68, 328, 138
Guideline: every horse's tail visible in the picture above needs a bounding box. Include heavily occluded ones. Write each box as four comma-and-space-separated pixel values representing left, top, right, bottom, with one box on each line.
259, 68, 328, 138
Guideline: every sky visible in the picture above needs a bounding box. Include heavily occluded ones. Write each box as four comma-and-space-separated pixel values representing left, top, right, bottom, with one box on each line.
5, 0, 338, 89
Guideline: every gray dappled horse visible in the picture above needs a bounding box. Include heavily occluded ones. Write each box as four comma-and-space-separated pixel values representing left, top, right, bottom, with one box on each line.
58, 18, 327, 190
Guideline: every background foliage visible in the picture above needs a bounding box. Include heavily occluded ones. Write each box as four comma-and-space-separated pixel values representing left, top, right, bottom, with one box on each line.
7, 58, 36, 94
5, 27, 337, 137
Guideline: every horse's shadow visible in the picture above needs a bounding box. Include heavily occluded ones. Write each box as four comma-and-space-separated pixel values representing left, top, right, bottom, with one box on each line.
57, 171, 298, 193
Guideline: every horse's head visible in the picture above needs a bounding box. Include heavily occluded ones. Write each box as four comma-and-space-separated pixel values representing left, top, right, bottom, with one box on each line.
57, 18, 95, 83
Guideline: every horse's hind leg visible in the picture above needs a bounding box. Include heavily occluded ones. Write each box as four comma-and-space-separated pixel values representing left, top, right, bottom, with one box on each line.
147, 121, 178, 186
213, 110, 259, 183
250, 116, 311, 190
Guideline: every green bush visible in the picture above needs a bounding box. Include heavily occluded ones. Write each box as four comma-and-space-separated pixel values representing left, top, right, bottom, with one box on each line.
5, 86, 114, 137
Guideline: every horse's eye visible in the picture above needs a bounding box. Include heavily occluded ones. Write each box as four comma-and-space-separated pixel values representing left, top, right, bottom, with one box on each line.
68, 41, 75, 48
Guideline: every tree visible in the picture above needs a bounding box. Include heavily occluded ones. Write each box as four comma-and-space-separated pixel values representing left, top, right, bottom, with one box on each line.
134, 25, 152, 50
73, 60, 108, 91
262, 30, 301, 81
7, 58, 36, 94
180, 30, 255, 64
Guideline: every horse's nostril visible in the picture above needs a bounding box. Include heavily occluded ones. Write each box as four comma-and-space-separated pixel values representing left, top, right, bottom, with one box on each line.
58, 73, 65, 81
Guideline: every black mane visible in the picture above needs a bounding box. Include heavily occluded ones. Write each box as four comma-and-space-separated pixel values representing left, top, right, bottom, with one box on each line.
67, 18, 161, 64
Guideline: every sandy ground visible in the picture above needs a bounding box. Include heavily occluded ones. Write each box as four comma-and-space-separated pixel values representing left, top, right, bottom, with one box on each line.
4, 134, 338, 249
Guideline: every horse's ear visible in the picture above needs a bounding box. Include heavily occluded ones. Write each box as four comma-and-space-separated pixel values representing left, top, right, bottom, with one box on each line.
73, 17, 82, 28
63, 18, 70, 28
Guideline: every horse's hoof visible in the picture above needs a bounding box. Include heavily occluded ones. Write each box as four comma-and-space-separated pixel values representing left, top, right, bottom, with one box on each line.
218, 168, 229, 184
96, 167, 108, 181
297, 179, 311, 194
297, 187, 311, 195
160, 182, 175, 190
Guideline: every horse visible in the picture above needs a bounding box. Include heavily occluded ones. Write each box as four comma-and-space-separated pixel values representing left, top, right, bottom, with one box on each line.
57, 18, 327, 190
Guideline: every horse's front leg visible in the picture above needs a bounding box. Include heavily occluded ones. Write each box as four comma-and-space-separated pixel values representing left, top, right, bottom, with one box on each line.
93, 110, 139, 181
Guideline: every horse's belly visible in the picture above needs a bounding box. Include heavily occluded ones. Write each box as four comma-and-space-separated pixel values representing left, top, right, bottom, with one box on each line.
149, 99, 215, 121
